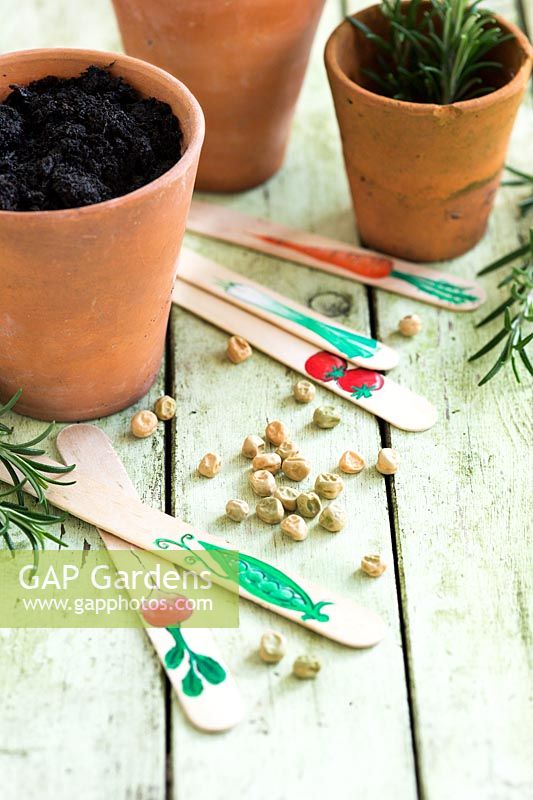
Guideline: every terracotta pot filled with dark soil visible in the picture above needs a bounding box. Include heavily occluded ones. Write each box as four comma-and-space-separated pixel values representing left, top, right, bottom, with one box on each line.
0, 48, 204, 421
111, 0, 325, 192
325, 3, 533, 261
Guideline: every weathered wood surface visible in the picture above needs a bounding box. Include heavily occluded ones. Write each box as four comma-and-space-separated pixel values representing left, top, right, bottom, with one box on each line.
0, 1, 532, 799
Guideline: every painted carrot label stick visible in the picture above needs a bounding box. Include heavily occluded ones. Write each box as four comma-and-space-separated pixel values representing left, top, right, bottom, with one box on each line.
256, 234, 479, 306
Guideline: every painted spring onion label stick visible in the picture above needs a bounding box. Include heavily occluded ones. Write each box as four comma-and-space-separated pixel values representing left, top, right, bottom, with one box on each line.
178, 249, 399, 371
186, 201, 485, 311
173, 280, 438, 432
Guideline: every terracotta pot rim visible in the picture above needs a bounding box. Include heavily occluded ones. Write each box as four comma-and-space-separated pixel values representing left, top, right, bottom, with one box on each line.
325, 7, 533, 114
0, 47, 205, 218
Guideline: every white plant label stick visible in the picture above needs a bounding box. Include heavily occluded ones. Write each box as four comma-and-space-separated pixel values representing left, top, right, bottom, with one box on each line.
179, 248, 399, 370
187, 201, 485, 311
172, 280, 438, 432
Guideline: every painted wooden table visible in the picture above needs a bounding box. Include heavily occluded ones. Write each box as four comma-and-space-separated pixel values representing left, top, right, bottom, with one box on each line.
1, 1, 532, 798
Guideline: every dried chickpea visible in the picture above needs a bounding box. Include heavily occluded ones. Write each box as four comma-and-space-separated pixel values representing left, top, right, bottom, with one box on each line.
241, 434, 265, 459
249, 469, 277, 497
198, 452, 221, 478
226, 335, 252, 363
339, 450, 365, 474
296, 491, 322, 519
398, 314, 422, 337
225, 499, 249, 522
153, 395, 176, 421
259, 630, 286, 664
361, 554, 387, 578
281, 514, 308, 542
131, 410, 158, 439
293, 379, 316, 404
376, 448, 400, 475
319, 502, 347, 533
276, 440, 299, 461
256, 497, 284, 525
313, 405, 341, 429
274, 486, 299, 512
282, 454, 311, 482
252, 452, 281, 474
265, 420, 289, 446
314, 472, 344, 500
293, 655, 321, 680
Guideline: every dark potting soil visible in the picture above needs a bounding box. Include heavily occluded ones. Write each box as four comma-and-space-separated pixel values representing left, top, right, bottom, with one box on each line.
0, 66, 183, 212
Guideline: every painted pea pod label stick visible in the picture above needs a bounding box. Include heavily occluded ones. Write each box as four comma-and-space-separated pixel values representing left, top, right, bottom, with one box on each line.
56, 424, 245, 732
179, 248, 399, 371
187, 201, 485, 311
172, 280, 438, 432
0, 455, 386, 649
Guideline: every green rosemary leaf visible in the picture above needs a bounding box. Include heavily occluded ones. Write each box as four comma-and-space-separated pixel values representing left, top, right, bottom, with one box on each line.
469, 327, 508, 360
477, 244, 530, 276
475, 295, 515, 327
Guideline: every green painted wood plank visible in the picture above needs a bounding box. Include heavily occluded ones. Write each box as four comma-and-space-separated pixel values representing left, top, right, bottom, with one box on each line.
0, 4, 167, 799
169, 2, 417, 798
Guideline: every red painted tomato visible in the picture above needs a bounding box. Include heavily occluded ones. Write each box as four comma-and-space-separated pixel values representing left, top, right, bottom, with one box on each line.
141, 596, 194, 628
305, 351, 347, 382
336, 368, 385, 399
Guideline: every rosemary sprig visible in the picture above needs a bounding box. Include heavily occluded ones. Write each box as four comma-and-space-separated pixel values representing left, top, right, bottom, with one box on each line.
469, 230, 533, 385
348, 0, 512, 104
0, 390, 75, 561
501, 165, 533, 216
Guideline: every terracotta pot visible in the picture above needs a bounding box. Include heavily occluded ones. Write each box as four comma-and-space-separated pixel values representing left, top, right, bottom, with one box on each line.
112, 0, 325, 192
325, 5, 533, 261
0, 48, 204, 421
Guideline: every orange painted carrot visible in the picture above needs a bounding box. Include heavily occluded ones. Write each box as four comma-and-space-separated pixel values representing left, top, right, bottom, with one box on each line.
255, 234, 393, 279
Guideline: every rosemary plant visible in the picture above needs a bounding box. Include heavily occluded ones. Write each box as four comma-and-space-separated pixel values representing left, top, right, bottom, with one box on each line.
501, 165, 533, 216
470, 229, 533, 385
0, 390, 75, 561
348, 0, 511, 104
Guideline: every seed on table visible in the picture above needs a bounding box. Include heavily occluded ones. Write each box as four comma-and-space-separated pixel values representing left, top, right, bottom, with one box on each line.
265, 420, 289, 446
296, 491, 322, 519
256, 496, 284, 524
242, 434, 265, 459
376, 448, 400, 475
252, 452, 282, 474
361, 554, 387, 577
276, 440, 300, 461
313, 405, 341, 429
249, 469, 277, 497
259, 630, 286, 664
339, 450, 365, 474
314, 472, 344, 499
225, 499, 249, 522
281, 514, 308, 542
274, 486, 299, 511
226, 334, 252, 363
153, 395, 176, 421
398, 314, 422, 337
198, 452, 222, 478
282, 454, 311, 482
293, 655, 321, 679
319, 503, 347, 532
293, 379, 316, 403
131, 410, 158, 438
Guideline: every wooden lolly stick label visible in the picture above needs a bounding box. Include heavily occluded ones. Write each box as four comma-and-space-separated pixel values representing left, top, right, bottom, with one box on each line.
57, 425, 244, 732
0, 457, 386, 649
179, 248, 399, 371
187, 201, 485, 311
173, 280, 437, 432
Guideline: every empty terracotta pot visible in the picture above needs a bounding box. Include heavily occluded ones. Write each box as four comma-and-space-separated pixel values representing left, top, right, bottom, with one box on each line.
325, 5, 533, 261
112, 0, 325, 192
0, 48, 204, 421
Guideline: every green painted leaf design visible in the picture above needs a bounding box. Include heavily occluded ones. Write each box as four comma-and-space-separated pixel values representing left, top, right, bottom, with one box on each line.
194, 654, 227, 685
182, 665, 203, 698
165, 628, 186, 670
392, 270, 479, 305
199, 540, 332, 622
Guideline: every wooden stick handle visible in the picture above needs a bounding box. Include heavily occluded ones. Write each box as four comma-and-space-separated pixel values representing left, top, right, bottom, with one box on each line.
173, 279, 438, 432
187, 201, 485, 311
